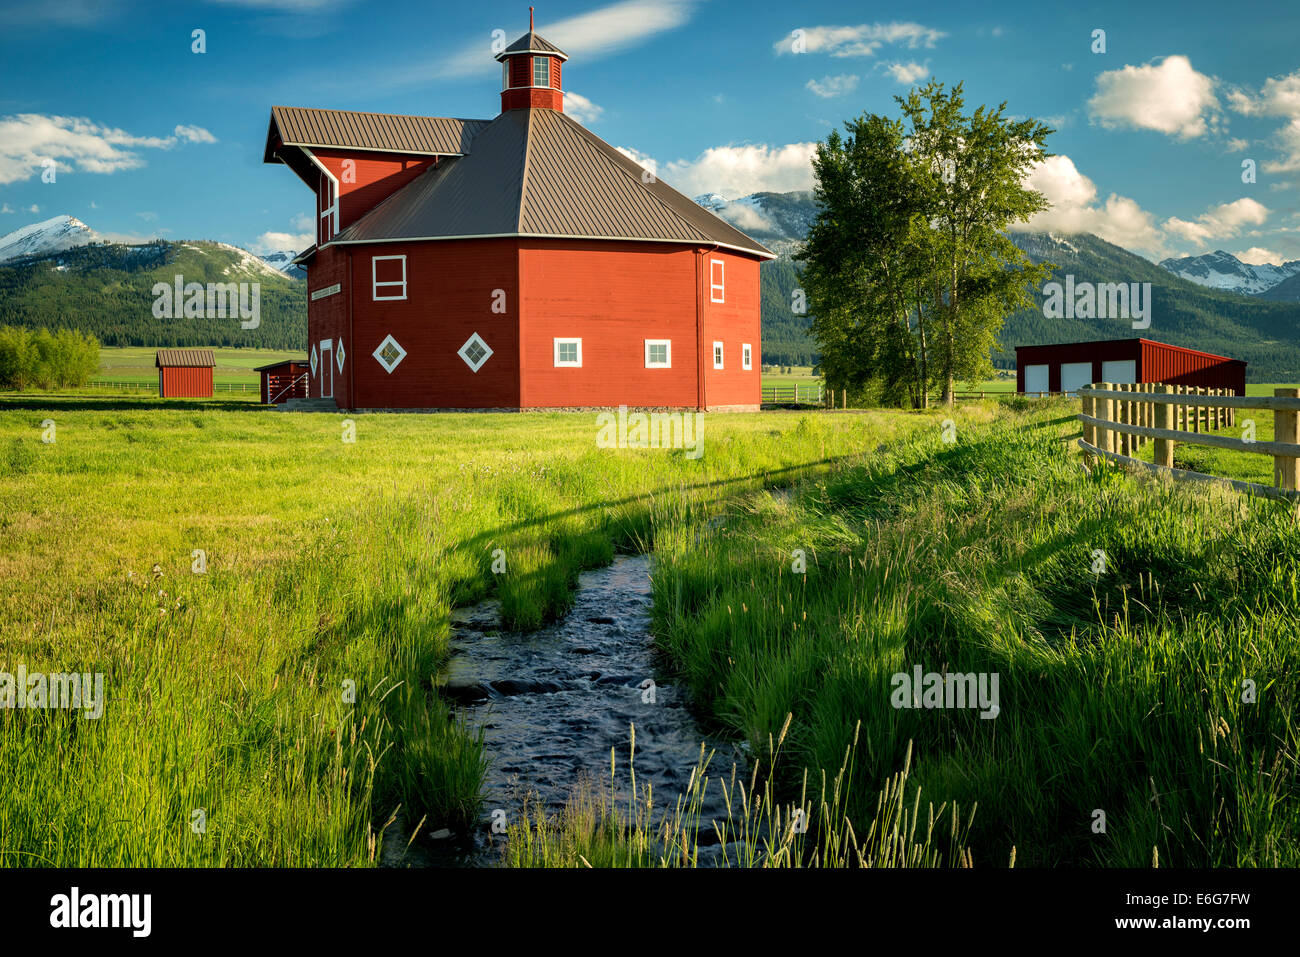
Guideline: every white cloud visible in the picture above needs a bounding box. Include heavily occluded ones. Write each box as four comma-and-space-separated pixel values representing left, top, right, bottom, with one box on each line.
1228, 70, 1300, 173
663, 142, 818, 198
26, 204, 40, 214
0, 204, 12, 214
715, 202, 775, 233
564, 91, 604, 125
204, 0, 343, 8
174, 124, 218, 144
136, 211, 158, 222
1163, 197, 1270, 246
882, 61, 928, 84
252, 230, 313, 255
805, 74, 859, 98
614, 145, 658, 181
290, 212, 313, 232
432, 0, 695, 79
0, 113, 186, 185
1013, 154, 1167, 257
1226, 137, 1249, 152
1233, 246, 1283, 265
774, 22, 945, 57
1088, 55, 1221, 139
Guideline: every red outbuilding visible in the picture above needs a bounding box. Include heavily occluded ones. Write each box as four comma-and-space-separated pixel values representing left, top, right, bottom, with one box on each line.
263, 18, 773, 412
156, 348, 215, 398
255, 359, 309, 404
1015, 338, 1247, 396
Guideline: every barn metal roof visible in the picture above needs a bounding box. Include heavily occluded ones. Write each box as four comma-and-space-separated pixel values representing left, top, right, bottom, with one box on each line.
1015, 338, 1245, 364
156, 349, 216, 368
263, 106, 489, 162
329, 108, 775, 258
497, 31, 569, 60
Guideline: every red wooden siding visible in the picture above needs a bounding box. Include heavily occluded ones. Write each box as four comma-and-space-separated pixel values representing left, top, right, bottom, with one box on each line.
699, 249, 762, 410
520, 240, 699, 408
346, 238, 521, 409
502, 55, 563, 111
307, 245, 351, 405
311, 148, 436, 232
159, 366, 213, 398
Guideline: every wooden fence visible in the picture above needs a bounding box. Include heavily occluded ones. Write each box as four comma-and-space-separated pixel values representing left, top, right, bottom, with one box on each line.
88, 380, 257, 395
1077, 383, 1300, 501
762, 383, 825, 405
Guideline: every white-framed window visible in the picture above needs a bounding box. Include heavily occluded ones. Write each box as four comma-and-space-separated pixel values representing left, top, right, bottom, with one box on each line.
372, 255, 407, 301
712, 341, 724, 370
533, 56, 551, 88
742, 343, 752, 370
710, 259, 725, 303
502, 62, 510, 90
553, 337, 582, 367
645, 339, 671, 369
373, 334, 408, 374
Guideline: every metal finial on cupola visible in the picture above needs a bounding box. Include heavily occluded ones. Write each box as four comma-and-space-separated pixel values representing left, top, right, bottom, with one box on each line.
530, 7, 534, 31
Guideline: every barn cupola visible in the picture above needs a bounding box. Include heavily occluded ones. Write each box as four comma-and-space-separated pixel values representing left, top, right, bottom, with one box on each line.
496, 8, 568, 113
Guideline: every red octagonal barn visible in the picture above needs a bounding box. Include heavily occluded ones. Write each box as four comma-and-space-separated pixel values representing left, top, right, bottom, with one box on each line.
263, 24, 774, 412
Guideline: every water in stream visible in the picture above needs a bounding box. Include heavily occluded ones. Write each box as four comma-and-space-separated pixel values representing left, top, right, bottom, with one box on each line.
407, 553, 746, 866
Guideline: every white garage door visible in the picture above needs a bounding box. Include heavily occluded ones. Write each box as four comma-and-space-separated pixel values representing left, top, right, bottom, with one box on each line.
1024, 364, 1049, 394
1060, 362, 1093, 395
1101, 359, 1136, 384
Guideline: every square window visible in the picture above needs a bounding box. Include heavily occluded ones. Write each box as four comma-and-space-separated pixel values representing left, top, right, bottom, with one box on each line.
742, 343, 752, 370
533, 56, 550, 88
710, 259, 725, 303
372, 255, 407, 301
554, 338, 582, 367
645, 339, 671, 369
713, 341, 724, 370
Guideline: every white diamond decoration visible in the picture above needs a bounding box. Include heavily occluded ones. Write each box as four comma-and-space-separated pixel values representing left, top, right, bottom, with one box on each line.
458, 333, 493, 373
310, 344, 318, 376
372, 334, 407, 374
336, 338, 346, 372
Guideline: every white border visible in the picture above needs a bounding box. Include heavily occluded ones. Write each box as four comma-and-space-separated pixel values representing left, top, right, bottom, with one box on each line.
742, 343, 752, 370
372, 255, 407, 301
710, 259, 725, 303
644, 339, 671, 369
553, 337, 582, 367
373, 334, 408, 374
712, 340, 724, 370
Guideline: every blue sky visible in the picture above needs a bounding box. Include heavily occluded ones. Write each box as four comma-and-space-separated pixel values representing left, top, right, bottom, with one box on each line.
1, 0, 1299, 264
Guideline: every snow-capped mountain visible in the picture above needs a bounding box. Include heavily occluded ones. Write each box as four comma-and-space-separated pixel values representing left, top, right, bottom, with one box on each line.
693, 191, 816, 257
259, 249, 307, 279
0, 215, 101, 263
1158, 249, 1300, 295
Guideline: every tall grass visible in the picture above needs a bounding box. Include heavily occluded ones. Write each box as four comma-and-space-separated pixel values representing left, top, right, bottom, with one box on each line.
648, 399, 1300, 866
0, 400, 918, 865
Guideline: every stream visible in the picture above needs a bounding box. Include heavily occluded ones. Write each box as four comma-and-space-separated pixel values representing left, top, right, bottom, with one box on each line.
406, 553, 746, 866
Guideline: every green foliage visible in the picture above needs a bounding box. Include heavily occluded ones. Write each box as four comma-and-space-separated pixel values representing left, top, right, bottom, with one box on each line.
799, 82, 1053, 407
0, 324, 99, 389
0, 240, 305, 351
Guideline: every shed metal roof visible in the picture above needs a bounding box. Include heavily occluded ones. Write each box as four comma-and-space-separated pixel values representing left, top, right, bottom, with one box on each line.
1015, 338, 1245, 364
264, 106, 489, 162
156, 349, 215, 368
329, 108, 774, 258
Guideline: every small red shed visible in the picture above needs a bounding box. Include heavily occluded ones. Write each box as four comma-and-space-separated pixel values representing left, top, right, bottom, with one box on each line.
1015, 338, 1246, 396
254, 359, 309, 404
156, 348, 215, 398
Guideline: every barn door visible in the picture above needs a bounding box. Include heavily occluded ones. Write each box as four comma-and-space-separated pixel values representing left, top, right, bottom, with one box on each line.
320, 340, 334, 398
1024, 364, 1049, 394
1060, 362, 1093, 395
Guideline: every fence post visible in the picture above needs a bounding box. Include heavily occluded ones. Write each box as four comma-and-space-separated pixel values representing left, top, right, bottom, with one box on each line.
1098, 382, 1114, 455
1275, 388, 1300, 492
1082, 385, 1095, 452
1154, 384, 1175, 469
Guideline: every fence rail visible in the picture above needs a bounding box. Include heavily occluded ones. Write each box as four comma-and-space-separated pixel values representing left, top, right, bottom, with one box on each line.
762, 383, 825, 405
1077, 382, 1300, 501
88, 380, 257, 395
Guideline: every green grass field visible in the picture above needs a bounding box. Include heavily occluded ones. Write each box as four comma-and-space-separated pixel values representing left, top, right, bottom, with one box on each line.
1, 393, 1296, 867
